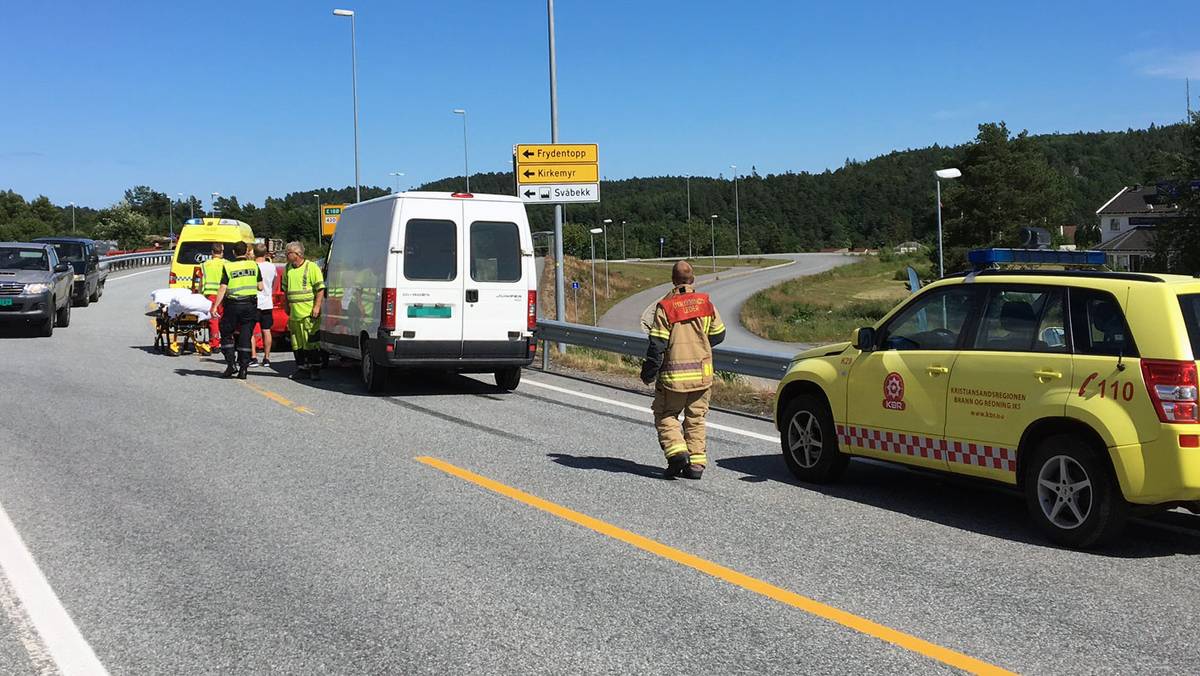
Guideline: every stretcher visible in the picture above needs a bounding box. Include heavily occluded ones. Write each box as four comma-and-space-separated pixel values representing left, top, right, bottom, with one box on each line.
148, 288, 213, 356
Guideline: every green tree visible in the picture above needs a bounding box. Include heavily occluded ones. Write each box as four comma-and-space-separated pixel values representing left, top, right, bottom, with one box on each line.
1152, 112, 1200, 272
95, 202, 151, 250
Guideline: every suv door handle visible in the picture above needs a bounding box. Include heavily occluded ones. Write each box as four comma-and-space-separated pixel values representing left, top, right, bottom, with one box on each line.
926, 365, 950, 375
1034, 369, 1063, 380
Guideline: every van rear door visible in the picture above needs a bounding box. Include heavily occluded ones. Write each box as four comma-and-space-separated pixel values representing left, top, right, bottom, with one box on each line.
395, 198, 464, 359
460, 200, 532, 360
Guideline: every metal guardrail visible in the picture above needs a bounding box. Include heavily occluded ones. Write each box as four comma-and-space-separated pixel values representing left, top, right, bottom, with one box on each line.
536, 319, 794, 380
100, 251, 173, 272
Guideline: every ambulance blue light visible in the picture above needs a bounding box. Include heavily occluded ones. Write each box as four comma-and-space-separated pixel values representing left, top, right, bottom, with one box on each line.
184, 218, 204, 225
968, 248, 1106, 267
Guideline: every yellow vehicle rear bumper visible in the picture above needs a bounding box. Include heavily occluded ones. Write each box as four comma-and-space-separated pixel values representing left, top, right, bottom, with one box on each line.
1110, 429, 1200, 504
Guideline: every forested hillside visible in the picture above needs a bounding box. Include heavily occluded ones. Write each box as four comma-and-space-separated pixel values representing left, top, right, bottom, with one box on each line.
2, 121, 1189, 259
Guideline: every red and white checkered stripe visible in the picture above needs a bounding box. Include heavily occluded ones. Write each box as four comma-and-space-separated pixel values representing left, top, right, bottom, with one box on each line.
837, 424, 1016, 473
837, 425, 946, 461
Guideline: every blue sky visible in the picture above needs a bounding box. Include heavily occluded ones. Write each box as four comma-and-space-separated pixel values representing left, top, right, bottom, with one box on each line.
2, 0, 1198, 209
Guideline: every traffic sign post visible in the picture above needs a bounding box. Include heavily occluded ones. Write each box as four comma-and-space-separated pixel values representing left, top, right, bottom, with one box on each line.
514, 143, 600, 204
321, 204, 346, 238
571, 280, 580, 321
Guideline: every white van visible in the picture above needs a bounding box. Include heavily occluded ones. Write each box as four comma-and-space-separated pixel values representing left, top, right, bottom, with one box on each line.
319, 192, 538, 392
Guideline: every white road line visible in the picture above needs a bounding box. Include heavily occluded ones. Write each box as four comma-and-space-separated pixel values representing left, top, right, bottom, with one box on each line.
0, 503, 108, 676
523, 378, 778, 442
106, 267, 165, 281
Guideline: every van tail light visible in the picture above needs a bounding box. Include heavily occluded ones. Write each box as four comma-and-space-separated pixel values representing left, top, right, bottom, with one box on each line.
381, 288, 397, 331
169, 271, 177, 285
527, 290, 537, 330
191, 266, 203, 293
1141, 359, 1199, 423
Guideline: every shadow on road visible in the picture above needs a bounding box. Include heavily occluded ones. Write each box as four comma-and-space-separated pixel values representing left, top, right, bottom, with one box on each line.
0, 324, 45, 339
548, 453, 666, 480
295, 362, 514, 398
718, 453, 1200, 558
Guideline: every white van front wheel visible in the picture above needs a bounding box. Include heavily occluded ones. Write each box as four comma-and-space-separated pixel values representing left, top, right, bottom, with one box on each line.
495, 367, 521, 391
361, 341, 387, 393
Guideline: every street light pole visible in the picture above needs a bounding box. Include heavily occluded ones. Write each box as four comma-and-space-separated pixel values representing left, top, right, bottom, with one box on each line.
313, 193, 321, 243
588, 227, 602, 325
686, 176, 692, 258
453, 109, 470, 192
934, 167, 962, 278
621, 220, 626, 260
731, 164, 741, 259
547, 1, 566, 344
389, 171, 405, 193
69, 202, 75, 234
710, 214, 719, 272
333, 8, 361, 203
602, 223, 609, 297
210, 192, 219, 218
168, 197, 174, 241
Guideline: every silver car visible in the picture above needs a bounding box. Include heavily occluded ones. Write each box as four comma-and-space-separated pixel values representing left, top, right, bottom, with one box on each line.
0, 242, 74, 336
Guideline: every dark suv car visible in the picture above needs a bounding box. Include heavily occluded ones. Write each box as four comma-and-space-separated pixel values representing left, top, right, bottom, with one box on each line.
0, 242, 74, 336
34, 237, 106, 306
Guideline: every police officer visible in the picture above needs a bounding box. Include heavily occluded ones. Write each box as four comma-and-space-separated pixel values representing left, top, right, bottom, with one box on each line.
641, 261, 726, 479
200, 243, 225, 353
281, 241, 326, 380
209, 241, 263, 379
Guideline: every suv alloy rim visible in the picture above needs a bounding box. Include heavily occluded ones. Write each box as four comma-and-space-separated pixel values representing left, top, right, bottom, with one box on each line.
1036, 455, 1093, 530
787, 411, 822, 468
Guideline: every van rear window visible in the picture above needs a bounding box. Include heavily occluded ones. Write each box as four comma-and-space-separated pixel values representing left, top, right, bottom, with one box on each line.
1179, 294, 1200, 358
404, 219, 457, 281
470, 221, 521, 283
175, 242, 227, 266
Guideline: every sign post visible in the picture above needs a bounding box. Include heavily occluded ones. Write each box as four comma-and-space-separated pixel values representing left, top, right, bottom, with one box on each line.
514, 143, 600, 205
321, 204, 346, 239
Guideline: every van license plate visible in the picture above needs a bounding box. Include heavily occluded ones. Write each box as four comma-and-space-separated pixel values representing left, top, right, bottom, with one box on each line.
0, 298, 12, 306
407, 305, 451, 318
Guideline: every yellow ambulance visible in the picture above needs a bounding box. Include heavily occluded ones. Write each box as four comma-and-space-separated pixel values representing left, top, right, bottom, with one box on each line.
168, 218, 256, 289
774, 249, 1200, 548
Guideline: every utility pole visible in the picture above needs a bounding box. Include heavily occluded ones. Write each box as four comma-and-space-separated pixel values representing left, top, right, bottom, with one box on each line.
548, 1, 565, 349
686, 176, 692, 258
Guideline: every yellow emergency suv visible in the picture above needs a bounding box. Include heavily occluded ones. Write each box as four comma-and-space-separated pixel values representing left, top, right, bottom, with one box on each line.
774, 249, 1200, 548
168, 218, 256, 289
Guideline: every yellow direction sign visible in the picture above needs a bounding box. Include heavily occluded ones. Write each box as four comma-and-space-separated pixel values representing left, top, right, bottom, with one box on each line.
515, 144, 598, 164
321, 204, 345, 237
517, 163, 599, 184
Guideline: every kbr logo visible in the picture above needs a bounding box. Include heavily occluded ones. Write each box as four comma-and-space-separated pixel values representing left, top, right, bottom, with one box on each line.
883, 372, 906, 410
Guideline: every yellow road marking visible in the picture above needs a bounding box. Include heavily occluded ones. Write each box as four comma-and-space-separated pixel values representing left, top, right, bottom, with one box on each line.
414, 456, 1013, 676
241, 381, 314, 416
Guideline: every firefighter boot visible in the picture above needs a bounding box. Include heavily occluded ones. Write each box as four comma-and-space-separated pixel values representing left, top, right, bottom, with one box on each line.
681, 464, 704, 480
662, 453, 690, 479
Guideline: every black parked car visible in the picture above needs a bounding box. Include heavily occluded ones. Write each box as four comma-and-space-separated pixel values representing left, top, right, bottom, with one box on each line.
33, 237, 106, 306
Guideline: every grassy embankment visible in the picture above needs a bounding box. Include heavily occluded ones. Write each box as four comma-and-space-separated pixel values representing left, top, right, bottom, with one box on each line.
535, 254, 790, 417
741, 253, 930, 345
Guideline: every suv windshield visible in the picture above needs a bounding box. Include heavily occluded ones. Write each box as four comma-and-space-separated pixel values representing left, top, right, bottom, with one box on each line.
1178, 294, 1200, 359
45, 242, 86, 262
0, 248, 50, 271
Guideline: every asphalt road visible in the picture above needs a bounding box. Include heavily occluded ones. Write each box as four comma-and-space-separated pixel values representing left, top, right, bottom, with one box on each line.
600, 254, 855, 354
2, 267, 1200, 674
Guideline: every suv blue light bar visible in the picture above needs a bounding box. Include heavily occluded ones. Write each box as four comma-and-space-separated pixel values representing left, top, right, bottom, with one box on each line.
968, 248, 1106, 268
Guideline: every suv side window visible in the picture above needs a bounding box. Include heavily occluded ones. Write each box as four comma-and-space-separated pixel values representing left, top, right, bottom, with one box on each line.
879, 286, 978, 351
1069, 288, 1138, 357
973, 286, 1068, 353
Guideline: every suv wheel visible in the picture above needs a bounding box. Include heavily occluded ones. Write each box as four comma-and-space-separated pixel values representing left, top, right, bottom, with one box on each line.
55, 297, 71, 328
360, 340, 386, 393
495, 367, 521, 391
1024, 433, 1127, 548
76, 291, 90, 307
39, 314, 53, 337
780, 393, 848, 483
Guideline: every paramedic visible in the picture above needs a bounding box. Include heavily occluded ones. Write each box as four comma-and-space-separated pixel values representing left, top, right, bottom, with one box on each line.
640, 260, 726, 480
210, 241, 263, 379
200, 243, 225, 353
282, 241, 326, 380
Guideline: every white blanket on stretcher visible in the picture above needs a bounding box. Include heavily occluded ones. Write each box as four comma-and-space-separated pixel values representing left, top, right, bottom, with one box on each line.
150, 288, 191, 306
169, 294, 213, 321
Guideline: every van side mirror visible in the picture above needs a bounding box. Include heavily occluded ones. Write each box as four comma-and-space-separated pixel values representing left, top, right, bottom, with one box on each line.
853, 327, 876, 351
55, 263, 71, 273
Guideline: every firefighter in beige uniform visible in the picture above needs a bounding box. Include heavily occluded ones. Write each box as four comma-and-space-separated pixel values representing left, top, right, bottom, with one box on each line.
640, 261, 726, 479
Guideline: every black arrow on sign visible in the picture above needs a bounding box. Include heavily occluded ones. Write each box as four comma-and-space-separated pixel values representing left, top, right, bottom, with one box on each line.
523, 170, 535, 178
523, 190, 535, 198
522, 149, 534, 158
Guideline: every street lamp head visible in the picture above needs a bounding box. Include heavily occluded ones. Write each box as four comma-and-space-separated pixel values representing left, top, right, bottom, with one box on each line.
452, 108, 466, 115
333, 8, 354, 16
589, 228, 603, 234
710, 214, 719, 219
602, 219, 612, 224
935, 168, 962, 180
